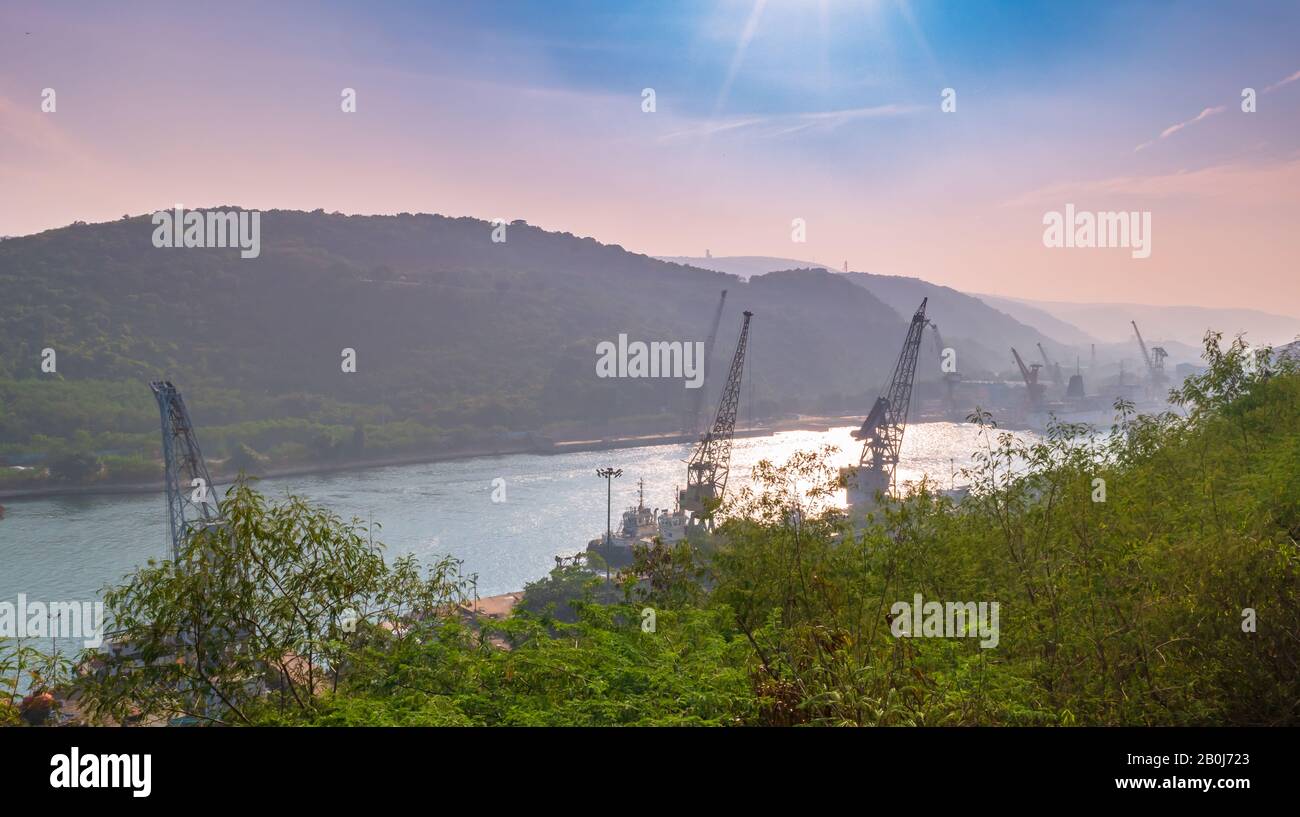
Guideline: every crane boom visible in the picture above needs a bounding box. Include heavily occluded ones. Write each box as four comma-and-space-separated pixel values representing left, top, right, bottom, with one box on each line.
1131, 320, 1168, 393
844, 299, 928, 509
1036, 342, 1057, 384
1132, 320, 1154, 371
1012, 347, 1036, 385
1012, 348, 1046, 410
680, 311, 752, 521
687, 290, 728, 434
151, 380, 219, 562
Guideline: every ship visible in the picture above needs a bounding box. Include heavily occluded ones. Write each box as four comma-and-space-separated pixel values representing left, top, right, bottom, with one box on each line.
586, 479, 687, 569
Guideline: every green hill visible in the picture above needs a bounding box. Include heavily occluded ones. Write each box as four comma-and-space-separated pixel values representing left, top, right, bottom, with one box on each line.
0, 210, 908, 477
652, 255, 1079, 377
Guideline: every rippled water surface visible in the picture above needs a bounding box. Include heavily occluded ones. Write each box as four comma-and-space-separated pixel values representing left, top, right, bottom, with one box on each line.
1, 422, 1028, 602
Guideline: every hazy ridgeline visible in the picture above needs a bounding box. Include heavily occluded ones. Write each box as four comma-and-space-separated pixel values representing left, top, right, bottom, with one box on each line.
0, 210, 943, 475
1, 209, 1104, 485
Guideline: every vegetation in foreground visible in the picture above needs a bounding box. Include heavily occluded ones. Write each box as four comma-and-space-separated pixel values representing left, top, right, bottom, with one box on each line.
6, 333, 1297, 726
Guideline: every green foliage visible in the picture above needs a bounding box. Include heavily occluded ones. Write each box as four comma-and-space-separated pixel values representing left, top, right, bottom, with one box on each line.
66, 333, 1300, 726
75, 480, 472, 725
101, 454, 161, 483
48, 451, 101, 483
517, 560, 620, 623
1, 639, 70, 725
698, 333, 1300, 725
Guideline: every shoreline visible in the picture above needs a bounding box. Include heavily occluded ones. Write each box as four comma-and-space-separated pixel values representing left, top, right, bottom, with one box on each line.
0, 415, 864, 503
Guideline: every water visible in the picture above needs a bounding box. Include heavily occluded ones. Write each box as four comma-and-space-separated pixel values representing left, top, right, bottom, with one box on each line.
0, 422, 1021, 606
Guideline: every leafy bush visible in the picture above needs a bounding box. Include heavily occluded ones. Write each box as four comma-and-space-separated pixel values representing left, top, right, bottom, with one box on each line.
64, 333, 1300, 726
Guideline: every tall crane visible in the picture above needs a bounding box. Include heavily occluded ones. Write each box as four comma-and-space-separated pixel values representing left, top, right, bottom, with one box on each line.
929, 321, 961, 415
843, 299, 928, 511
680, 311, 752, 524
151, 380, 220, 562
1011, 347, 1046, 410
1036, 342, 1063, 387
686, 290, 728, 435
1131, 320, 1168, 393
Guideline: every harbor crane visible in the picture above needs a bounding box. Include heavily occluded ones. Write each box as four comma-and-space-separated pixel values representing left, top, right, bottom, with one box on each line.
843, 299, 928, 511
1011, 347, 1046, 410
686, 290, 728, 435
151, 380, 220, 562
929, 321, 961, 415
680, 310, 752, 525
1036, 342, 1063, 387
1131, 320, 1168, 394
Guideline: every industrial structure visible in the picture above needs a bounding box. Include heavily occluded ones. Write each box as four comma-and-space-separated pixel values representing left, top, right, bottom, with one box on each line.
843, 299, 928, 512
1131, 320, 1169, 396
1066, 357, 1087, 400
686, 290, 728, 435
929, 321, 962, 417
1011, 347, 1047, 412
1036, 342, 1063, 391
680, 310, 753, 525
151, 380, 220, 562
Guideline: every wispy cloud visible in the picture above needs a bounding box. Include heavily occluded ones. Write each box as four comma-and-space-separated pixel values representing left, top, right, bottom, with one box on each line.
1134, 106, 1225, 152
1003, 156, 1300, 207
661, 103, 922, 141
1264, 69, 1300, 93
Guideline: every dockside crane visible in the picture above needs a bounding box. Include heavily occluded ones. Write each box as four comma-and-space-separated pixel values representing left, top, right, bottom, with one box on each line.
686, 290, 728, 435
1131, 320, 1168, 394
929, 321, 961, 415
1012, 347, 1046, 410
680, 311, 752, 525
1036, 342, 1063, 387
151, 380, 220, 562
843, 299, 928, 511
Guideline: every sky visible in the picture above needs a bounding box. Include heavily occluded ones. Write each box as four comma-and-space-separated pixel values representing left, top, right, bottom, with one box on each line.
1, 0, 1298, 313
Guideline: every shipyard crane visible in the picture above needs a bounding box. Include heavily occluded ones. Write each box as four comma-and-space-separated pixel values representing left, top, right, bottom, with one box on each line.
151, 380, 220, 562
680, 311, 752, 524
843, 299, 928, 511
1036, 342, 1063, 387
1131, 320, 1168, 393
686, 290, 728, 435
929, 321, 961, 415
1011, 347, 1046, 410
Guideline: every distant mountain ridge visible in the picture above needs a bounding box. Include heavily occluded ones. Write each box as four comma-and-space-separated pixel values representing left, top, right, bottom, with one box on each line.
975, 295, 1300, 348
661, 255, 1078, 375
655, 255, 840, 280
0, 211, 917, 458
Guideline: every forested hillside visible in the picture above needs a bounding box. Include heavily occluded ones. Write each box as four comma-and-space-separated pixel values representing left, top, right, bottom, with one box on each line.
0, 210, 908, 479
656, 256, 1077, 376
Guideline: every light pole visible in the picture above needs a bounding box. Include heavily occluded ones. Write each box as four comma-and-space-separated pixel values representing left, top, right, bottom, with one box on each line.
596, 467, 622, 580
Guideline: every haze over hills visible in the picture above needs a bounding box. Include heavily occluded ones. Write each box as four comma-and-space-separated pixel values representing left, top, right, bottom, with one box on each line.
978, 294, 1300, 349
662, 255, 1079, 376
656, 256, 841, 280
0, 210, 921, 464
664, 255, 1296, 371
965, 295, 1101, 347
